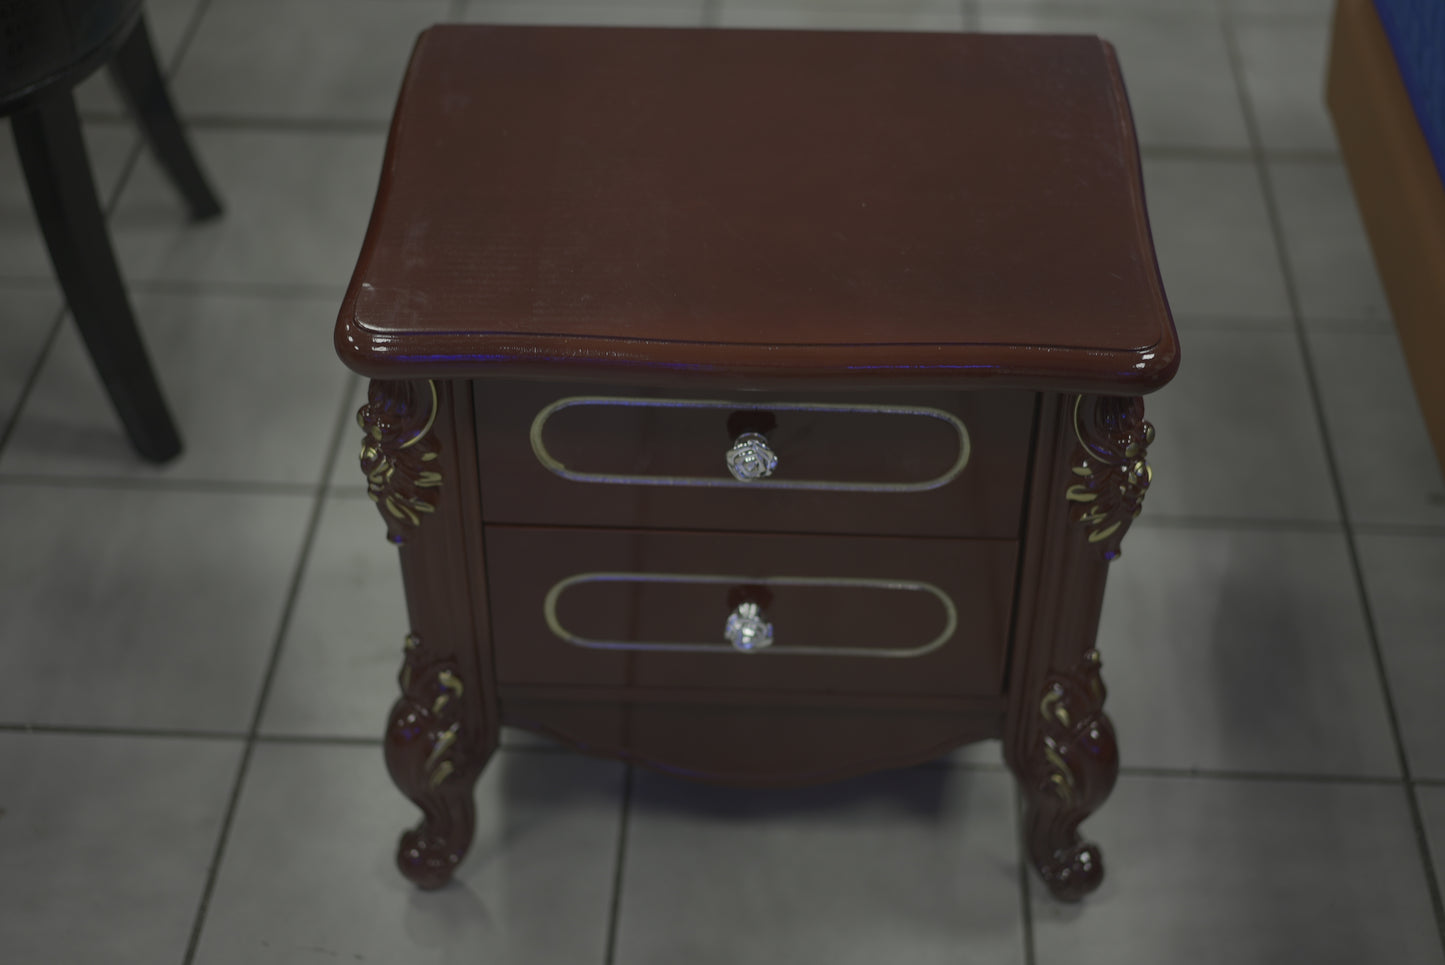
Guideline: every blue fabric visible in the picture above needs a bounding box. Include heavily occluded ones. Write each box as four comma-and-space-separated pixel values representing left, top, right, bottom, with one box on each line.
1372, 0, 1445, 183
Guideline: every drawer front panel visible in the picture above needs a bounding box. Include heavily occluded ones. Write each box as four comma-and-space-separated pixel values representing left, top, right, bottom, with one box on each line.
487, 526, 1017, 698
474, 382, 1035, 538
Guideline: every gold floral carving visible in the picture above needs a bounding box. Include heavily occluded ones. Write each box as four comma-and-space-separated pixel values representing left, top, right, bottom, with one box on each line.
383, 627, 481, 889
358, 380, 442, 544
1065, 394, 1153, 561
395, 633, 465, 792
1024, 648, 1118, 901
1036, 650, 1109, 807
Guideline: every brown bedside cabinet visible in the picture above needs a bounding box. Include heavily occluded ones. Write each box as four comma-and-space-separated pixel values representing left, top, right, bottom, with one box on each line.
335, 25, 1179, 904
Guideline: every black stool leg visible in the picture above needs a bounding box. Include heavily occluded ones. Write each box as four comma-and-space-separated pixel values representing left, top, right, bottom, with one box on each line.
108, 15, 221, 220
11, 92, 183, 463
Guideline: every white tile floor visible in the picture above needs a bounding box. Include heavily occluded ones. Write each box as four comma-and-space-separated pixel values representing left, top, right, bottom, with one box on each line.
2, 0, 1443, 962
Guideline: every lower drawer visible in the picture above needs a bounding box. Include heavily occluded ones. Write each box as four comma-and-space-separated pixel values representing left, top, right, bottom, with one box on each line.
485, 526, 1018, 699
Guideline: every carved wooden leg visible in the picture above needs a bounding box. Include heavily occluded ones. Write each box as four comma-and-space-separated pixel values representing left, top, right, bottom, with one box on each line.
385, 632, 493, 890
1020, 650, 1118, 901
1005, 393, 1151, 902
360, 378, 499, 889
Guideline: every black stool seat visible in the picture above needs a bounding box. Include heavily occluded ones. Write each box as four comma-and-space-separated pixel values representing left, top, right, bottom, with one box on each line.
2, 0, 141, 113
3, 0, 223, 463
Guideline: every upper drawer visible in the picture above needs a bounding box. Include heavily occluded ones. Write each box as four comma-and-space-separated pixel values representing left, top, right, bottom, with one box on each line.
473, 381, 1035, 538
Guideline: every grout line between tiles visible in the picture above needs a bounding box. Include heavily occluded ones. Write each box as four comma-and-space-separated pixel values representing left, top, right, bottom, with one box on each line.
1139, 145, 1255, 163
941, 754, 1409, 786
124, 278, 344, 298
251, 733, 619, 755
0, 275, 344, 302
971, 0, 1330, 21
603, 765, 635, 965
1221, 1, 1337, 26
1221, 17, 1445, 956
1134, 513, 1343, 532
1117, 764, 1404, 787
166, 0, 218, 76
1253, 148, 1342, 163
2, 730, 612, 751
0, 722, 245, 741
1297, 316, 1402, 332
253, 732, 383, 748
328, 485, 373, 501
0, 474, 319, 496
0, 721, 1424, 788
0, 276, 65, 292
179, 378, 365, 965
1169, 315, 1296, 332
76, 112, 387, 136
178, 114, 394, 134
0, 303, 67, 463
1226, 16, 1339, 26
1352, 521, 1445, 539
1126, 314, 1395, 336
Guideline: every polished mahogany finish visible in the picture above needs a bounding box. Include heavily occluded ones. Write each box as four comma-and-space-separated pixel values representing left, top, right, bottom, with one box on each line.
475, 380, 1035, 538
485, 526, 1017, 696
1004, 392, 1150, 900
500, 699, 1008, 786
372, 379, 497, 889
338, 25, 1178, 904
337, 26, 1177, 394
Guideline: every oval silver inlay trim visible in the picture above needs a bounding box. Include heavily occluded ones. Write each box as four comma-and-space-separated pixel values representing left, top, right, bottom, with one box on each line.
543, 572, 959, 658
529, 397, 971, 493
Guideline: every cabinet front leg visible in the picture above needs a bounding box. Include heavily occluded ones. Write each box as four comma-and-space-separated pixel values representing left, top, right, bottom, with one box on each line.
384, 632, 495, 890
360, 377, 498, 889
1006, 393, 1152, 902
1021, 650, 1118, 902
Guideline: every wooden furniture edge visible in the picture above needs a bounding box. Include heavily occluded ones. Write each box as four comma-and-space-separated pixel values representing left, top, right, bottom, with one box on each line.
334, 322, 1181, 396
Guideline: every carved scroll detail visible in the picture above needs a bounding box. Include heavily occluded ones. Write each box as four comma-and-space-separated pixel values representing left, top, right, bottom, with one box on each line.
358, 379, 442, 544
1065, 394, 1153, 561
1024, 650, 1119, 902
384, 633, 479, 890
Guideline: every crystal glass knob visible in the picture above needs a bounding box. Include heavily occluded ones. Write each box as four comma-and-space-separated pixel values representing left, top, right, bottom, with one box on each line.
725, 432, 778, 482
724, 602, 774, 652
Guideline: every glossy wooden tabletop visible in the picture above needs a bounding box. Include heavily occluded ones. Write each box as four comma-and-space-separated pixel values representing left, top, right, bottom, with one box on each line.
337, 25, 1178, 393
